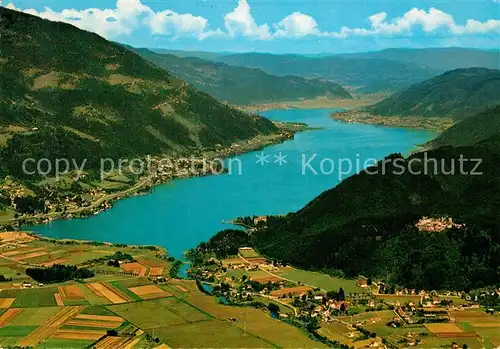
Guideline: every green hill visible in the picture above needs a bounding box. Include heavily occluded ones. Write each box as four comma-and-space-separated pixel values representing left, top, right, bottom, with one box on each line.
0, 7, 277, 179
253, 137, 500, 290
366, 68, 500, 120
425, 105, 500, 149
214, 53, 440, 93
129, 47, 352, 105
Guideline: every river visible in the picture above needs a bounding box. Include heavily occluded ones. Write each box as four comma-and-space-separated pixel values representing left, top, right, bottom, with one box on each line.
28, 109, 436, 258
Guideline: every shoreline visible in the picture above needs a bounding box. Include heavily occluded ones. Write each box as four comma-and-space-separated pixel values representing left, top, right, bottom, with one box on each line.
1, 122, 307, 230
235, 95, 386, 112
332, 109, 455, 132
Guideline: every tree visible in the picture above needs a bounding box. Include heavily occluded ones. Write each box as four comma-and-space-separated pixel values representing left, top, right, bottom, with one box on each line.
338, 287, 345, 301
340, 302, 347, 312
367, 278, 372, 286
267, 303, 280, 314
327, 290, 338, 300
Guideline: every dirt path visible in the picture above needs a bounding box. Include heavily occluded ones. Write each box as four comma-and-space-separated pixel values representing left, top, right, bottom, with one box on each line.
20, 306, 85, 347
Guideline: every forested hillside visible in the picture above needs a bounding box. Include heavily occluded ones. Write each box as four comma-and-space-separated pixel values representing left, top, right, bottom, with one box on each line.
365, 68, 500, 120
425, 105, 500, 149
131, 48, 352, 105
0, 7, 277, 178
254, 137, 500, 290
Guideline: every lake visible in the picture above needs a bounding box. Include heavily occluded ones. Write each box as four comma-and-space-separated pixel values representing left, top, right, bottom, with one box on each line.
28, 109, 436, 258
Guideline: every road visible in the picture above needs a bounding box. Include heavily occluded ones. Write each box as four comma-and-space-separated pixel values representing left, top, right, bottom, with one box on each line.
1, 178, 151, 225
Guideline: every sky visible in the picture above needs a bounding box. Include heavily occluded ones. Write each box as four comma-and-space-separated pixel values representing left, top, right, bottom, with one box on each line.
1, 0, 499, 53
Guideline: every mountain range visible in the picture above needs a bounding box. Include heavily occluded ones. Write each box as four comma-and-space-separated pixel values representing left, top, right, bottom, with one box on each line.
212, 53, 441, 93
338, 48, 500, 71
130, 47, 352, 105
160, 47, 499, 94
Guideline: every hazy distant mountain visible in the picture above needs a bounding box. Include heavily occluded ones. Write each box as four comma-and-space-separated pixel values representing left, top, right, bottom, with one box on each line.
339, 48, 500, 71
131, 48, 352, 105
212, 53, 441, 93
151, 49, 232, 61
158, 48, 499, 94
366, 68, 500, 120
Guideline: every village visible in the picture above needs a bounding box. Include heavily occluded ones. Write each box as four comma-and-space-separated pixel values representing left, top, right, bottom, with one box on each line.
0, 122, 301, 230
188, 245, 500, 349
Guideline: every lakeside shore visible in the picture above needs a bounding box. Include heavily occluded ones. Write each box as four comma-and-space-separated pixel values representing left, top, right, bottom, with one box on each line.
235, 95, 386, 112
0, 122, 307, 229
332, 109, 455, 132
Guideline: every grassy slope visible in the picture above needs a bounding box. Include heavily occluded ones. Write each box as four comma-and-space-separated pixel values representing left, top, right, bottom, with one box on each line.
131, 47, 353, 105
366, 68, 500, 120
0, 7, 277, 177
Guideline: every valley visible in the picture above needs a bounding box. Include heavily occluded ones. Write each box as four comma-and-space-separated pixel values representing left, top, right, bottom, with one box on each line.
0, 2, 499, 348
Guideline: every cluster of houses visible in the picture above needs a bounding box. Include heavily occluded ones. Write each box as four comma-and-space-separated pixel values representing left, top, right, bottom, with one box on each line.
309, 298, 350, 322
415, 216, 464, 232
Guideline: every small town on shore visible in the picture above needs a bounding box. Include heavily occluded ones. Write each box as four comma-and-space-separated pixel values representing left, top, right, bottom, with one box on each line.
0, 121, 305, 230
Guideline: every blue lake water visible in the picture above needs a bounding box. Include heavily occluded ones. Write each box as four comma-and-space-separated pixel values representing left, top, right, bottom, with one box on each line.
28, 109, 436, 258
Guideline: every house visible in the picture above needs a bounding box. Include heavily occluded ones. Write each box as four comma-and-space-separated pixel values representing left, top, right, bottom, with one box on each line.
253, 216, 268, 225
357, 279, 368, 288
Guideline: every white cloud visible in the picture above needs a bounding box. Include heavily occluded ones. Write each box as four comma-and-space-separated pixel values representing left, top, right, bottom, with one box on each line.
274, 12, 320, 38
327, 7, 500, 38
5, 0, 152, 38
224, 0, 271, 39
2, 0, 499, 41
148, 10, 208, 37
3, 0, 218, 39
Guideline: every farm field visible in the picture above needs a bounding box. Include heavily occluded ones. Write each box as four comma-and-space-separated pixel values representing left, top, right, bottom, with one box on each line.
353, 308, 500, 349
0, 287, 59, 307
276, 267, 365, 293
107, 299, 187, 328
5, 232, 496, 348
149, 319, 272, 348
318, 322, 357, 346
0, 232, 171, 288
269, 286, 313, 297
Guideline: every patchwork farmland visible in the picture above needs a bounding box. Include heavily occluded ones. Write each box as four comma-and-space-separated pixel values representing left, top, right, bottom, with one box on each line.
0, 232, 325, 348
